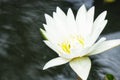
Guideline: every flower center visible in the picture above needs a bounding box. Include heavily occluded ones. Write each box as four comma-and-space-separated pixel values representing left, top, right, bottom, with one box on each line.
59, 36, 85, 54
61, 40, 71, 54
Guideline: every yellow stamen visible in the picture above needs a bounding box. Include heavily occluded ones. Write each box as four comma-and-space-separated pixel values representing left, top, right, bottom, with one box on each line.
59, 35, 84, 54
61, 41, 71, 54
77, 36, 85, 47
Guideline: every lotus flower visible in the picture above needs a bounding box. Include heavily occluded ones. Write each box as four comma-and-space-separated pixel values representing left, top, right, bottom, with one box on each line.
40, 5, 120, 80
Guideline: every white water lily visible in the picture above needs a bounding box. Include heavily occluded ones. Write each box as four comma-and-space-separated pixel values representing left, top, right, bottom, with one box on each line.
40, 5, 120, 80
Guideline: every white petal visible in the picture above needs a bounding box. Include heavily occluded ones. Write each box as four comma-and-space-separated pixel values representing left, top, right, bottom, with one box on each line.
89, 11, 107, 44
93, 11, 107, 30
70, 47, 90, 57
43, 24, 55, 37
85, 6, 95, 35
87, 37, 106, 55
53, 12, 67, 38
66, 8, 77, 34
43, 40, 61, 55
43, 24, 60, 43
76, 5, 87, 36
44, 14, 62, 42
45, 14, 54, 26
69, 57, 91, 80
43, 57, 70, 70
89, 39, 120, 55
87, 6, 95, 25
90, 20, 108, 45
56, 7, 66, 20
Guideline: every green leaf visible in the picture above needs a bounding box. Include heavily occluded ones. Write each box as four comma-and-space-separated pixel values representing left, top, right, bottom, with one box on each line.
104, 74, 116, 80
40, 28, 48, 40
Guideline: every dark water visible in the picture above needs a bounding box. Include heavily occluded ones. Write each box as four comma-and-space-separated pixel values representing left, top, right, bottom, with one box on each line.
0, 0, 120, 80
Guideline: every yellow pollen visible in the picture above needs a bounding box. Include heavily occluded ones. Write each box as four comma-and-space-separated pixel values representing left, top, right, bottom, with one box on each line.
77, 36, 85, 47
61, 41, 71, 54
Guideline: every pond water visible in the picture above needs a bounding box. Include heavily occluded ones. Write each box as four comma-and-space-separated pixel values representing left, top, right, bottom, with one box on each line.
0, 0, 120, 80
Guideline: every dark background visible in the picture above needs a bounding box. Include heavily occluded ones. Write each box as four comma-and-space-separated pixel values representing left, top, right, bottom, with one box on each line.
0, 0, 120, 80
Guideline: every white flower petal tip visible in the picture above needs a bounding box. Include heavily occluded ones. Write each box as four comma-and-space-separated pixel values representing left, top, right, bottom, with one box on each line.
44, 13, 50, 20
102, 11, 107, 16
99, 11, 107, 19
77, 4, 86, 14
67, 8, 73, 15
81, 4, 86, 9
43, 66, 47, 70
56, 6, 62, 11
43, 57, 70, 70
94, 11, 107, 24
69, 57, 91, 80
90, 6, 95, 10
87, 6, 95, 14
87, 6, 95, 17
